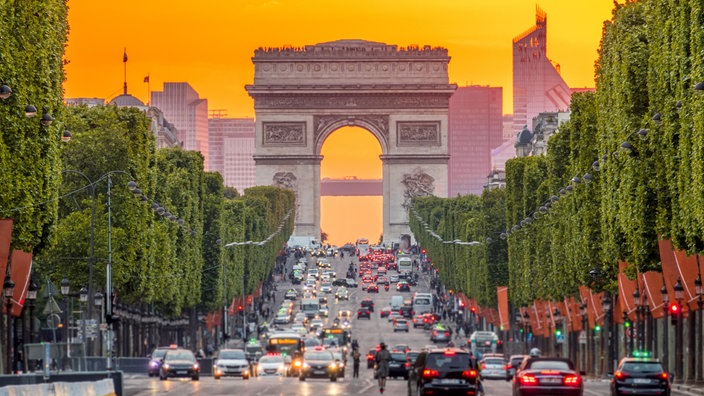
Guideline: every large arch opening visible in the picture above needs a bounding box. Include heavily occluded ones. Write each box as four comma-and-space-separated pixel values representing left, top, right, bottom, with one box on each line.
320, 126, 382, 246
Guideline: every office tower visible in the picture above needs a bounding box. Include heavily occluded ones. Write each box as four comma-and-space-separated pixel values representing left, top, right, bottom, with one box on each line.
151, 82, 209, 169
448, 86, 503, 196
208, 117, 256, 194
512, 7, 572, 134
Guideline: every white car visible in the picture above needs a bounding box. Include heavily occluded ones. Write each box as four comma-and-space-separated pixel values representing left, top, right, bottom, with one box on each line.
213, 349, 250, 380
291, 324, 308, 336
318, 305, 329, 317
257, 355, 286, 376
320, 282, 333, 294
309, 319, 325, 332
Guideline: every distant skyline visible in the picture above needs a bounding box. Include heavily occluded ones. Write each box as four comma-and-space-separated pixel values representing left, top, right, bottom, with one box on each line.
64, 1, 617, 117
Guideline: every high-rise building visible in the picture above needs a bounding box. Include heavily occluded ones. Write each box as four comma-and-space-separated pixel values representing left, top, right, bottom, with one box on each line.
512, 7, 572, 134
448, 86, 503, 196
151, 82, 209, 169
208, 117, 256, 194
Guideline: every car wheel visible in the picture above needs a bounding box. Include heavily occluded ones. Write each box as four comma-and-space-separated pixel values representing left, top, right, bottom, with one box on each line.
214, 375, 221, 380
192, 375, 199, 381
243, 373, 249, 380
299, 375, 306, 381
159, 372, 166, 381
331, 376, 337, 382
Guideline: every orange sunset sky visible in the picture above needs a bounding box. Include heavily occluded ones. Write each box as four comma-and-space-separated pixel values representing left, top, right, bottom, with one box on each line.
64, 0, 618, 245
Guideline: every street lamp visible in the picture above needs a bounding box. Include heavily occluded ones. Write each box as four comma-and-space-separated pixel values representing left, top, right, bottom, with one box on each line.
633, 287, 641, 354
602, 292, 613, 376
60, 278, 71, 371
94, 292, 103, 360
4, 274, 15, 374
661, 285, 669, 372
27, 279, 37, 344
580, 303, 589, 374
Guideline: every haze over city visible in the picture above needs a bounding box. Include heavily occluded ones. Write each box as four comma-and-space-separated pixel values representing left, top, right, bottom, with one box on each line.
63, 0, 619, 245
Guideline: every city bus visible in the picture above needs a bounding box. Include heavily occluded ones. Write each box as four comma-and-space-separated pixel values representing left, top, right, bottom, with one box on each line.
397, 256, 413, 274
356, 238, 370, 257
469, 331, 499, 358
266, 332, 304, 357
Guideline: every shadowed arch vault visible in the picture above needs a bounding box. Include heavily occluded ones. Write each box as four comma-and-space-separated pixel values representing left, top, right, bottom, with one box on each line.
246, 39, 456, 242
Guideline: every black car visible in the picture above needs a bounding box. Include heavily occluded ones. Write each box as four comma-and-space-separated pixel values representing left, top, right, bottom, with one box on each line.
513, 357, 583, 396
346, 278, 358, 288
299, 348, 338, 382
360, 298, 375, 312
357, 307, 371, 319
611, 357, 670, 396
159, 348, 200, 381
399, 305, 414, 318
408, 348, 479, 396
388, 351, 411, 379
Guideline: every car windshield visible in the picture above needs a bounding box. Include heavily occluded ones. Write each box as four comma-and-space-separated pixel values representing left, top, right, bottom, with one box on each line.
304, 338, 321, 347
391, 353, 407, 361
426, 353, 470, 370
621, 362, 664, 374
152, 349, 168, 359
166, 351, 195, 361
245, 345, 263, 354
530, 360, 571, 370
218, 350, 246, 360
484, 358, 504, 365
305, 351, 333, 360
259, 355, 284, 364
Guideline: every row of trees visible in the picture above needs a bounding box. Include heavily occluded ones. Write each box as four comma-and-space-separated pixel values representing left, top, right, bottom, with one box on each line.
32, 105, 295, 316
410, 0, 704, 307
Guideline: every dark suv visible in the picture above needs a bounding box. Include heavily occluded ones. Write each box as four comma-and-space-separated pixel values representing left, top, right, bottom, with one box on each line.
611, 357, 670, 396
408, 348, 479, 396
360, 298, 375, 312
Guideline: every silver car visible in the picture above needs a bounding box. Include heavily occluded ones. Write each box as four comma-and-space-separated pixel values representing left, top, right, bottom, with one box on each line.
257, 354, 286, 376
430, 325, 451, 343
479, 357, 507, 379
393, 318, 410, 332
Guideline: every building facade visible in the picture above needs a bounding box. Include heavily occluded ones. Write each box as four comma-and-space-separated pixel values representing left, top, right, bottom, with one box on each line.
448, 86, 503, 196
512, 7, 572, 134
208, 117, 256, 194
151, 83, 209, 169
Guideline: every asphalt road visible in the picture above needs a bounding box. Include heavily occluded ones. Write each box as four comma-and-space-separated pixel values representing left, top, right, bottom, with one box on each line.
122, 253, 697, 396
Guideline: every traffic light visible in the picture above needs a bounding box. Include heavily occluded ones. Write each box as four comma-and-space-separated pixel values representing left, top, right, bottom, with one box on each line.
670, 303, 680, 325
594, 324, 601, 332
624, 319, 631, 328
555, 328, 562, 337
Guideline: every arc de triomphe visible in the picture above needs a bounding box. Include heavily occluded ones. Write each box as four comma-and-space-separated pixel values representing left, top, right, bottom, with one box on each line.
246, 40, 456, 242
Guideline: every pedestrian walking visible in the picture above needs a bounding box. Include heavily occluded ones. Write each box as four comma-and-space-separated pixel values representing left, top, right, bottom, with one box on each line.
352, 347, 361, 378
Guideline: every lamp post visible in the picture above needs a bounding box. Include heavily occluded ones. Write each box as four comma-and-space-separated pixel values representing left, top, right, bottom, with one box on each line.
580, 303, 589, 374
79, 286, 88, 370
602, 292, 613, 376
661, 285, 669, 372
696, 274, 703, 383
60, 277, 71, 371
94, 291, 103, 361
27, 279, 37, 344
4, 274, 15, 374
674, 278, 684, 382
553, 308, 562, 357
634, 287, 642, 354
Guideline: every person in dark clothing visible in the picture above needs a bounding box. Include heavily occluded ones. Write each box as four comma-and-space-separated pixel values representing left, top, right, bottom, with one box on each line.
352, 347, 361, 378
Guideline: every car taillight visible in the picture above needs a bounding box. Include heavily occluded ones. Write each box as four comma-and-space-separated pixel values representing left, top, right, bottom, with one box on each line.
614, 371, 627, 380
503, 364, 508, 370
660, 372, 669, 380
481, 363, 486, 369
518, 374, 538, 385
444, 332, 450, 337
563, 375, 581, 386
422, 369, 439, 379
367, 354, 374, 359
462, 369, 478, 379
433, 331, 438, 336
399, 310, 403, 314
405, 362, 411, 369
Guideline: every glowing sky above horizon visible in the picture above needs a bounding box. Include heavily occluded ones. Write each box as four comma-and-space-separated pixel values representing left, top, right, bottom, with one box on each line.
64, 0, 618, 244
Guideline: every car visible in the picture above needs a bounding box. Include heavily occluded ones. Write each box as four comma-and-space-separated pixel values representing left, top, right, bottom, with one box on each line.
376, 276, 389, 286
480, 356, 507, 380
346, 278, 358, 288
335, 287, 349, 300
159, 348, 200, 381
513, 357, 584, 396
257, 354, 286, 376
284, 289, 298, 300
392, 344, 411, 353
430, 325, 452, 343
393, 318, 410, 332
299, 347, 338, 382
213, 348, 251, 380
318, 305, 330, 317
332, 278, 347, 286
291, 324, 308, 336
367, 348, 377, 369
377, 266, 388, 275
412, 315, 425, 328
338, 309, 352, 320
330, 350, 346, 378
320, 282, 333, 294
147, 346, 178, 377
399, 305, 414, 318
380, 306, 392, 318
506, 354, 527, 381
357, 307, 371, 319
611, 356, 670, 396
388, 311, 403, 322
274, 312, 291, 324
388, 350, 411, 379
397, 280, 411, 292
360, 298, 375, 312
408, 348, 479, 396
367, 284, 379, 293
309, 318, 324, 332
389, 274, 400, 283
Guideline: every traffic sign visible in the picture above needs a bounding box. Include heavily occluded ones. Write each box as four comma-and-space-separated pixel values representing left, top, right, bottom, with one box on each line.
46, 314, 62, 330
578, 330, 587, 344
556, 334, 565, 344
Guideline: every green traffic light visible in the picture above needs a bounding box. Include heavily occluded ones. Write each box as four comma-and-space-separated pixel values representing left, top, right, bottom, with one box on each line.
594, 324, 601, 332
625, 321, 630, 328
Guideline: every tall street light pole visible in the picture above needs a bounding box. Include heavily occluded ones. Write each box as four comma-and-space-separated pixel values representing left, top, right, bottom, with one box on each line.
674, 278, 684, 383
661, 285, 669, 373
602, 292, 613, 376
4, 274, 15, 374
695, 272, 703, 383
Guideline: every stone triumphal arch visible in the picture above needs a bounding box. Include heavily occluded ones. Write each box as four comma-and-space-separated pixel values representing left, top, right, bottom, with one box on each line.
246, 40, 456, 242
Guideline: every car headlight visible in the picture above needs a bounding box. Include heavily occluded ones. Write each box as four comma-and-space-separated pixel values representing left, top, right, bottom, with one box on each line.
193, 363, 199, 369
294, 361, 302, 367
163, 363, 170, 370
329, 362, 337, 369
303, 362, 310, 368
150, 361, 159, 368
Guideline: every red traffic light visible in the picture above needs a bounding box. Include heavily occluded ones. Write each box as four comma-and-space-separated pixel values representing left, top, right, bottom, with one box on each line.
470, 307, 477, 313
238, 305, 243, 311
669, 303, 680, 314
422, 249, 427, 254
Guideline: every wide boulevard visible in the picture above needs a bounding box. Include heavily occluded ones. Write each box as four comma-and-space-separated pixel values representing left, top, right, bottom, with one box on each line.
122, 253, 695, 396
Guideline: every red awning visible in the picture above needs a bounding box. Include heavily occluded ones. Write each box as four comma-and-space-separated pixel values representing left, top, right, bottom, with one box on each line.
660, 239, 693, 316
642, 270, 666, 319
0, 219, 13, 287
9, 250, 32, 317
618, 261, 639, 321
497, 286, 510, 331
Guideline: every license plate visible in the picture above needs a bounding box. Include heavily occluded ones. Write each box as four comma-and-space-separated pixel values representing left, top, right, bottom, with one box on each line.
437, 379, 463, 385
314, 370, 325, 375
176, 371, 187, 375
541, 377, 562, 384
634, 378, 652, 384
